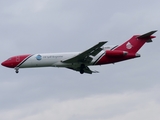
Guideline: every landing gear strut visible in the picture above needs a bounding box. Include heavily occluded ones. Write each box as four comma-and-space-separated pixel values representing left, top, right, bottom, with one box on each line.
15, 67, 19, 73
80, 64, 85, 74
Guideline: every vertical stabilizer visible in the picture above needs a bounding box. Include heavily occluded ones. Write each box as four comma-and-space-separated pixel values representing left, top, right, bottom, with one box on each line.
114, 30, 157, 53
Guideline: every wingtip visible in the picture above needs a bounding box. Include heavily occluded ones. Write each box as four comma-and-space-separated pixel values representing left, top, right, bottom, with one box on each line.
98, 41, 108, 45
100, 41, 108, 43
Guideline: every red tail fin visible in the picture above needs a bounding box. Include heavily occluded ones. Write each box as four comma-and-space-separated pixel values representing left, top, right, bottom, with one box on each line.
114, 30, 157, 53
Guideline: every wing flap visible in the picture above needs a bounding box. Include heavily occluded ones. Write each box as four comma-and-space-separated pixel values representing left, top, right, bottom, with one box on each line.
66, 66, 99, 74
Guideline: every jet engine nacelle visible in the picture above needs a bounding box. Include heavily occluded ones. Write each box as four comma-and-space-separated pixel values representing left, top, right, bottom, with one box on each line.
105, 50, 128, 57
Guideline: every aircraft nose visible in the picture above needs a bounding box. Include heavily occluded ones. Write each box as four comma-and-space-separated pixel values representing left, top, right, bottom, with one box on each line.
1, 59, 15, 68
1, 61, 7, 67
1, 54, 31, 68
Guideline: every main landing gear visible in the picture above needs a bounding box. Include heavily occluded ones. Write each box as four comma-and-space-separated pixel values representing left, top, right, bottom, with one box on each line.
80, 64, 85, 74
15, 67, 19, 73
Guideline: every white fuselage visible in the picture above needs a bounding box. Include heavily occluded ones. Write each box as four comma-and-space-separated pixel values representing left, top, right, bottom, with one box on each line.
20, 51, 105, 68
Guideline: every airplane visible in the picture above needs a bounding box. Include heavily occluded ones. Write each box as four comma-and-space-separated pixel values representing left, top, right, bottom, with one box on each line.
1, 30, 157, 74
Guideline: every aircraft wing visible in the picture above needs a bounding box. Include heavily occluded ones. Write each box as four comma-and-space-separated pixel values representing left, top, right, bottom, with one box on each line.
66, 66, 99, 74
63, 41, 107, 63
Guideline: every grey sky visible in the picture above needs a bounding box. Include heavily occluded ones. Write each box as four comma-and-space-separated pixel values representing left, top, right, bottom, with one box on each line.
0, 0, 160, 120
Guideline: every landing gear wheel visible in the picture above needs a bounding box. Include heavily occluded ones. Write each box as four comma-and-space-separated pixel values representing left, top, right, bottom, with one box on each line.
80, 69, 84, 74
80, 64, 85, 74
15, 67, 19, 74
15, 70, 19, 73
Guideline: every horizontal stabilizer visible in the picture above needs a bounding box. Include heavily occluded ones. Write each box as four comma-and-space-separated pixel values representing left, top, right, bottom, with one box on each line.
138, 30, 157, 39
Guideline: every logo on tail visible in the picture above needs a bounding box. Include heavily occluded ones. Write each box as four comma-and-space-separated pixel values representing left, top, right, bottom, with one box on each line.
126, 42, 133, 49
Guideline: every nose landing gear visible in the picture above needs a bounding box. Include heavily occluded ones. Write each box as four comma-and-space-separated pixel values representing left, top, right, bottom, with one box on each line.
15, 67, 19, 73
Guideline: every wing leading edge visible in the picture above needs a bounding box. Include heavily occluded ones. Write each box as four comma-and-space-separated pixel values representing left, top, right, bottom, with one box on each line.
63, 41, 107, 63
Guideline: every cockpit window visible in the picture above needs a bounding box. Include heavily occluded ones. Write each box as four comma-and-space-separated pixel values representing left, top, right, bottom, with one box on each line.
8, 58, 12, 60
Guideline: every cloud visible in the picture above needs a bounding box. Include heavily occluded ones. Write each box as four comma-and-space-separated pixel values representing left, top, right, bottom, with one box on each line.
1, 0, 49, 15
0, 85, 160, 120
